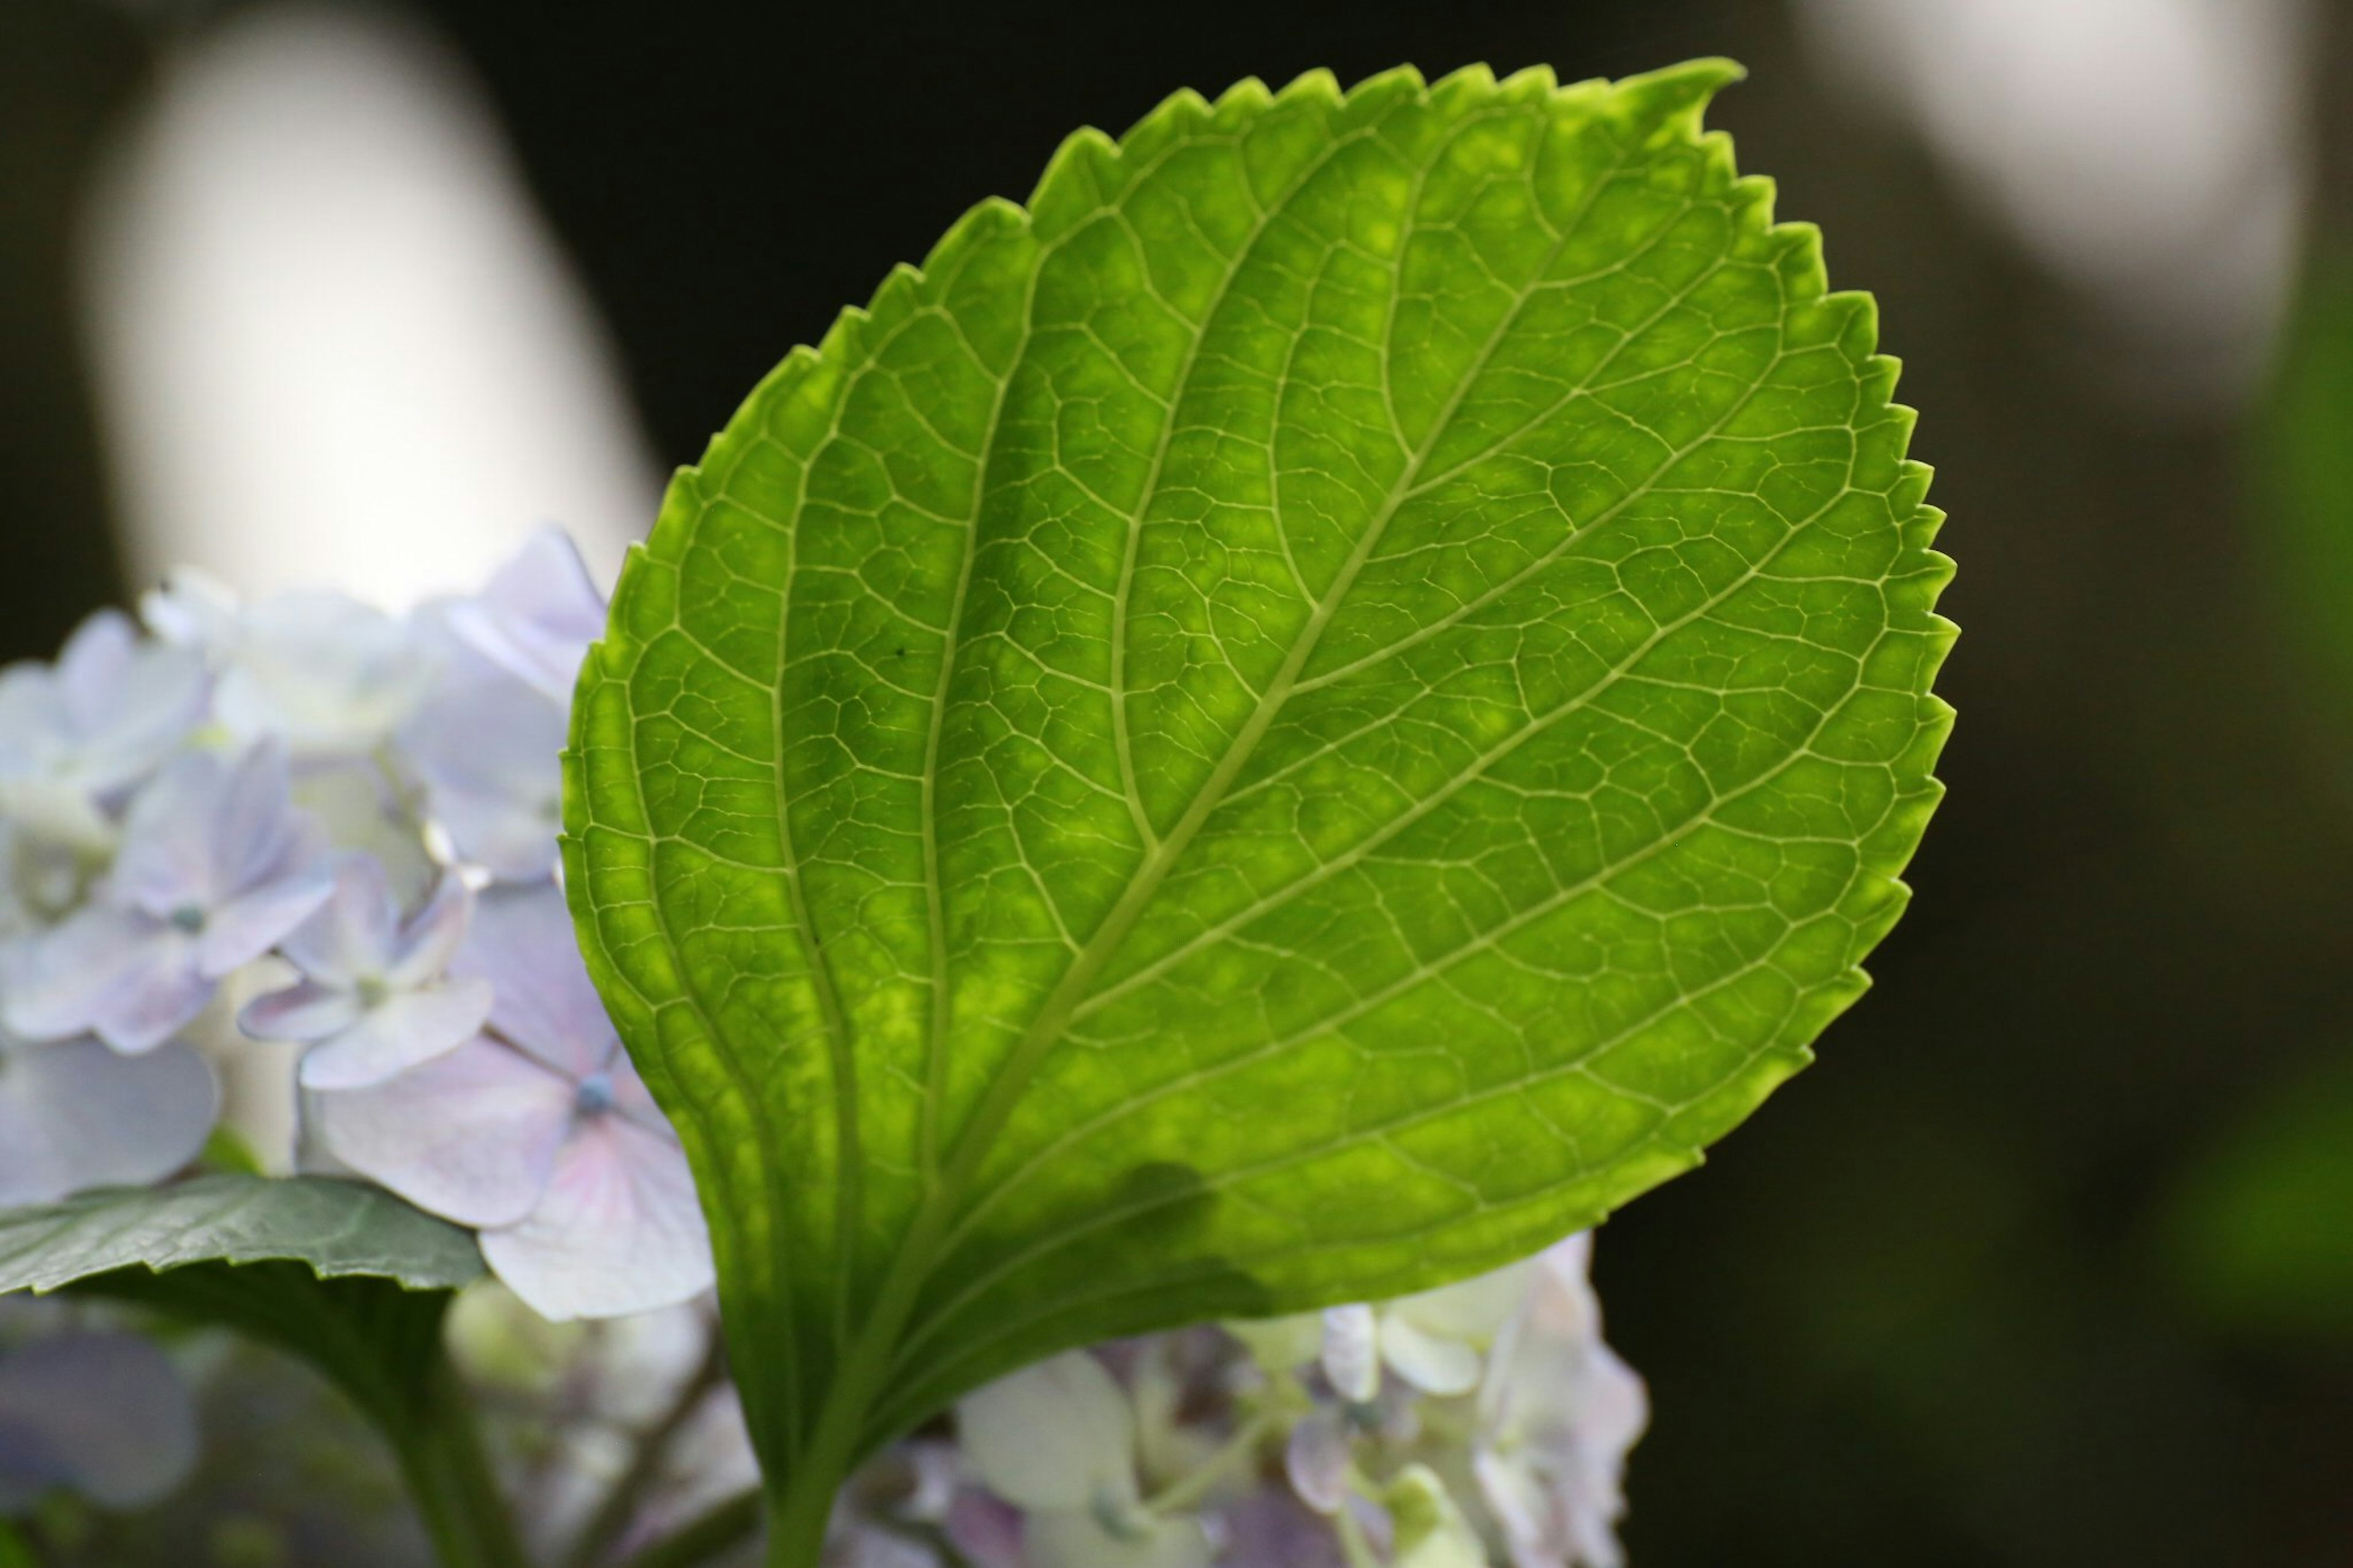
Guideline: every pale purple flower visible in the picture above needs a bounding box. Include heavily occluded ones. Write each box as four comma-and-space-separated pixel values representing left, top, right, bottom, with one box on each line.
309, 884, 711, 1320
209, 591, 438, 757
954, 1350, 1212, 1568
401, 643, 566, 882
0, 609, 209, 847
445, 529, 605, 703
2, 743, 331, 1053
240, 856, 491, 1091
0, 1333, 197, 1513
0, 1025, 216, 1206
1472, 1235, 1646, 1568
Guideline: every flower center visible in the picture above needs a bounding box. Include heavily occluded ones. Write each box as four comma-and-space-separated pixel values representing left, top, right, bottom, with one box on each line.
169, 904, 207, 934
574, 1072, 615, 1117
355, 975, 390, 1009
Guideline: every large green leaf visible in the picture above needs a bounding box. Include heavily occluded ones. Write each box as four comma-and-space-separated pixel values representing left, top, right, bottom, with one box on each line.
563, 58, 1953, 1524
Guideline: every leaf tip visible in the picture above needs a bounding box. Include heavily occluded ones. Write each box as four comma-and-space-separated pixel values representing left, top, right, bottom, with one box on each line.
1606, 55, 1747, 135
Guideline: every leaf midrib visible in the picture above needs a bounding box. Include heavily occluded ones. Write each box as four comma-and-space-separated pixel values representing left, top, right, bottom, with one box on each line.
906, 107, 1646, 1289
1069, 246, 1764, 1021
888, 431, 1880, 1382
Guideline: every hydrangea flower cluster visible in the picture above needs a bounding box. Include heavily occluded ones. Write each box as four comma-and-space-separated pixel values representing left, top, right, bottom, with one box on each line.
829, 1235, 1645, 1568
0, 537, 1646, 1563
0, 531, 712, 1322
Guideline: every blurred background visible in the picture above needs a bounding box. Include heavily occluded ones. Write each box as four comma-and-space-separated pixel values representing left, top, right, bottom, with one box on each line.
4, 0, 2351, 1561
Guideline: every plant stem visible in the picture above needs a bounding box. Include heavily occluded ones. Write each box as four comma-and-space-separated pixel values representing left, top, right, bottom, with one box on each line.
566, 1330, 730, 1568
1142, 1407, 1285, 1517
392, 1354, 532, 1568
764, 1470, 837, 1568
617, 1489, 762, 1568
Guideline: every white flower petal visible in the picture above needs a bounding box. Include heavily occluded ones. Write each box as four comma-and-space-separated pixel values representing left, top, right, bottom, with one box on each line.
311, 1034, 570, 1227
1473, 1233, 1645, 1568
279, 855, 398, 983
404, 665, 566, 883
197, 866, 334, 977
957, 1350, 1139, 1513
0, 612, 207, 811
478, 1114, 712, 1320
1319, 1304, 1379, 1402
213, 593, 436, 756
295, 977, 493, 1090
447, 530, 605, 703
208, 740, 307, 893
1284, 1408, 1353, 1515
53, 611, 138, 719
1, 906, 169, 1042
110, 749, 226, 914
240, 978, 364, 1042
1377, 1313, 1483, 1398
4, 910, 216, 1058
0, 1037, 217, 1205
387, 872, 476, 987
455, 884, 618, 1078
287, 764, 436, 907
1387, 1259, 1537, 1347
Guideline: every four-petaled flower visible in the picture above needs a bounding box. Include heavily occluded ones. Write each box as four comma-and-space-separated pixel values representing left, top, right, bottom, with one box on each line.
956, 1349, 1211, 1568
311, 884, 713, 1320
2, 742, 332, 1053
0, 608, 209, 849
240, 855, 492, 1090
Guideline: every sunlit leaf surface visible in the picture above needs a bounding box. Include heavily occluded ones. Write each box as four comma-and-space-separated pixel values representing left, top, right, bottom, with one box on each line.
563, 58, 1954, 1476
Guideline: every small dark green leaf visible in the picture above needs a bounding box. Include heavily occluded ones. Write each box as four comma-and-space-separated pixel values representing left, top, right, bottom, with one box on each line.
0, 1174, 480, 1447
0, 1174, 482, 1295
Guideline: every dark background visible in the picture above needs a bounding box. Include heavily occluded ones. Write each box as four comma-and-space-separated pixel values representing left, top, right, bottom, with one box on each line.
6, 1, 2353, 1562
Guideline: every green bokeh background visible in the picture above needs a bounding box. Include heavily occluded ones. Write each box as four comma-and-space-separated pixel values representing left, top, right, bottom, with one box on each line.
2, 0, 2349, 1562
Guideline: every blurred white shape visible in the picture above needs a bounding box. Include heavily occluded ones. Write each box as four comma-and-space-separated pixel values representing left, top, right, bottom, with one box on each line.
1795, 0, 2314, 405
80, 2, 657, 605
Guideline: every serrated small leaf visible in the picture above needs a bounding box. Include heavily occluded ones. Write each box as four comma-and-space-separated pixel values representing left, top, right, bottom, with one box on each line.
0, 1176, 504, 1556
563, 57, 1954, 1510
0, 1174, 483, 1295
